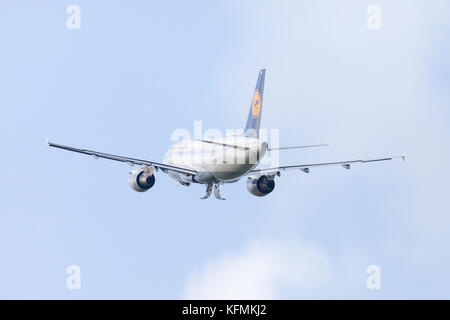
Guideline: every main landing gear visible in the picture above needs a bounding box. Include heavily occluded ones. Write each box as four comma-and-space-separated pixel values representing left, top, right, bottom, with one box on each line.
200, 183, 212, 199
200, 182, 225, 200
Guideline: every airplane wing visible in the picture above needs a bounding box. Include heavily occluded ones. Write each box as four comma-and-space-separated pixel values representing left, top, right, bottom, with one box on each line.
249, 155, 405, 175
46, 139, 197, 176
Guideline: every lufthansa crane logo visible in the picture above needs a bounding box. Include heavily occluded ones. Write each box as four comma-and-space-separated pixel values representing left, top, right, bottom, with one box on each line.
251, 90, 261, 118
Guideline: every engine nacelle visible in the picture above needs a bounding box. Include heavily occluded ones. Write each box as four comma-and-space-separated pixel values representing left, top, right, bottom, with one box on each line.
246, 175, 275, 197
128, 167, 156, 192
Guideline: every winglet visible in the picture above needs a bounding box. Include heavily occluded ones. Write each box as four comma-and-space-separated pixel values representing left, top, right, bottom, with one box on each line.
45, 138, 50, 146
402, 154, 406, 162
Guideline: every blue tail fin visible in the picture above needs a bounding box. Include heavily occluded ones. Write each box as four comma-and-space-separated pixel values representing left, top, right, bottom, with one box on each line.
244, 69, 265, 138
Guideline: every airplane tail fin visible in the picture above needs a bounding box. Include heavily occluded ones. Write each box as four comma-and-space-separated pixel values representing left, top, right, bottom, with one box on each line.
244, 69, 265, 138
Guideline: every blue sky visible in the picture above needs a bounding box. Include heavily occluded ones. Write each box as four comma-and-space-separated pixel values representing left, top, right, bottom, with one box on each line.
1, 0, 449, 299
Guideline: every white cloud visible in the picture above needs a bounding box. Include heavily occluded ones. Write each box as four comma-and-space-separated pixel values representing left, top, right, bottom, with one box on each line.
183, 238, 331, 299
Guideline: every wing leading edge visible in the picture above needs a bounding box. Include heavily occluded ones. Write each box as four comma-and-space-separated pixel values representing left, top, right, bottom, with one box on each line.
249, 155, 406, 175
46, 139, 197, 176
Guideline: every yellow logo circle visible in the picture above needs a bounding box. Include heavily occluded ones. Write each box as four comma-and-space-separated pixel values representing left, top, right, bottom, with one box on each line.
251, 90, 261, 118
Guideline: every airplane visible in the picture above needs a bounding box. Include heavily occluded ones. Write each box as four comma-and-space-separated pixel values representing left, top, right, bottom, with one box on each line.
47, 69, 405, 200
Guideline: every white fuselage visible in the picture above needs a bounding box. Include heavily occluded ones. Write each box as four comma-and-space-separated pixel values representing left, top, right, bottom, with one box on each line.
163, 136, 268, 184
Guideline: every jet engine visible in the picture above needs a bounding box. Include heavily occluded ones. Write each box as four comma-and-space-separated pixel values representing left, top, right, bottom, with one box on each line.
128, 166, 155, 192
246, 175, 275, 197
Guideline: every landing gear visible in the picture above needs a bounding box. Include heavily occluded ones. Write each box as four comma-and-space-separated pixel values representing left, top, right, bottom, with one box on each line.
213, 183, 226, 200
200, 182, 226, 200
200, 183, 212, 199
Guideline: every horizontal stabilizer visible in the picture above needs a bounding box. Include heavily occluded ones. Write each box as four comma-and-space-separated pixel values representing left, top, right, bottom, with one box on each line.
268, 144, 328, 151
